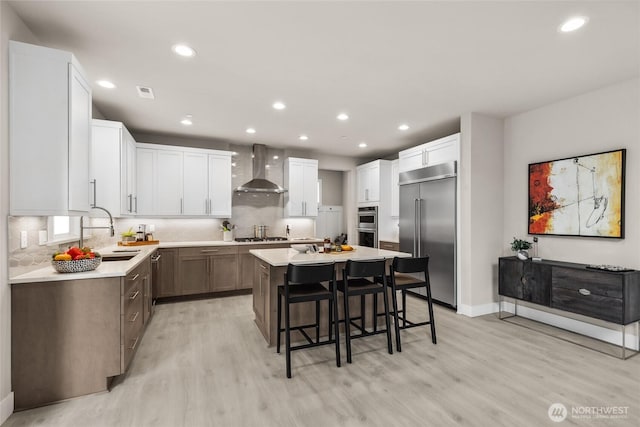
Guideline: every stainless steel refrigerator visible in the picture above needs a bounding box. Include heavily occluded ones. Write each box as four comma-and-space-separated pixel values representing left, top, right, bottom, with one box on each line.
399, 161, 456, 307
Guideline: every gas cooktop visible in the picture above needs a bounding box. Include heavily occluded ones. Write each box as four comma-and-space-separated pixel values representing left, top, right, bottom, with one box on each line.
235, 236, 288, 242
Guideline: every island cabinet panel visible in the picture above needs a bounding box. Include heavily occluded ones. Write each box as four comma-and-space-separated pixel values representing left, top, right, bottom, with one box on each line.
12, 278, 122, 410
155, 248, 179, 298
499, 257, 551, 306
253, 259, 270, 338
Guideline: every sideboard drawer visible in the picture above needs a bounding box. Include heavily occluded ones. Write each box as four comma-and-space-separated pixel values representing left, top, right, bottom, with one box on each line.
552, 267, 623, 298
551, 287, 623, 324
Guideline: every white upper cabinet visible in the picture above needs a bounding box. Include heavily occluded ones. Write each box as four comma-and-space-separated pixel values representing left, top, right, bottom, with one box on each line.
285, 158, 318, 217
136, 144, 232, 217
391, 159, 399, 217
183, 152, 209, 215
208, 153, 232, 217
9, 41, 92, 216
90, 119, 137, 217
356, 160, 390, 204
398, 133, 460, 173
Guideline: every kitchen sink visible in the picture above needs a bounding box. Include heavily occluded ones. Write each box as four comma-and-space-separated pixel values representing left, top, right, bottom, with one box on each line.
101, 254, 136, 262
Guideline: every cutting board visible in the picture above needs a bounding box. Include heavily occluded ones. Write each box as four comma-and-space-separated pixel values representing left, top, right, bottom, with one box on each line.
117, 240, 160, 246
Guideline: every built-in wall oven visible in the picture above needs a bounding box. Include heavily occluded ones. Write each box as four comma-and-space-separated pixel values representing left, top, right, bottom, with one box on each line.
357, 206, 378, 248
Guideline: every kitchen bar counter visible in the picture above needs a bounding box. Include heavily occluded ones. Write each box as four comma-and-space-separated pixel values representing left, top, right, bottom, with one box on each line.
250, 245, 411, 345
9, 238, 323, 285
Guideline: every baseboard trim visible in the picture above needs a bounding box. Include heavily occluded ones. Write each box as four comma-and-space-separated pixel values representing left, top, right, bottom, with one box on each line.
0, 391, 14, 425
457, 302, 498, 317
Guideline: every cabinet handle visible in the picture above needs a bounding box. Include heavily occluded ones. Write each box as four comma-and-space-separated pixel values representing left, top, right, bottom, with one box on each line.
128, 194, 133, 212
128, 336, 139, 350
90, 179, 97, 207
578, 288, 591, 296
130, 273, 140, 281
201, 249, 219, 253
129, 311, 139, 323
134, 196, 137, 213
129, 290, 140, 300
520, 276, 527, 285
424, 150, 429, 165
180, 198, 184, 214
365, 189, 369, 201
260, 264, 267, 270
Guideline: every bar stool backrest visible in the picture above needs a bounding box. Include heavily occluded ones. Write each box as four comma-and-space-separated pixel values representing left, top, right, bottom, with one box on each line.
392, 256, 429, 276
286, 262, 335, 284
345, 259, 386, 279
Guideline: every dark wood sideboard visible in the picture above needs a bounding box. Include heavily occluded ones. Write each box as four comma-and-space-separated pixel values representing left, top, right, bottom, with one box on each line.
498, 256, 640, 359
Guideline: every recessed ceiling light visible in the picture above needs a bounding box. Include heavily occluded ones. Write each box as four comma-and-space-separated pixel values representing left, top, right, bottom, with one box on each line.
273, 155, 279, 160
180, 115, 193, 126
398, 123, 410, 131
272, 101, 286, 110
172, 44, 196, 57
97, 80, 116, 89
246, 127, 256, 134
337, 113, 349, 121
358, 142, 367, 148
559, 16, 588, 33
299, 135, 309, 141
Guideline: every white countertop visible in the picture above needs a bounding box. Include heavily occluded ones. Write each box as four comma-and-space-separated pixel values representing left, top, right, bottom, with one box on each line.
249, 245, 411, 267
9, 238, 324, 284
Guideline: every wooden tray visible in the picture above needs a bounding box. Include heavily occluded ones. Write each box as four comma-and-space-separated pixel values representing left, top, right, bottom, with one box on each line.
117, 240, 160, 246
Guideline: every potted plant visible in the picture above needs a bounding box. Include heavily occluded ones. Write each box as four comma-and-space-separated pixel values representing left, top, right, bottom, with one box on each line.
221, 221, 236, 242
511, 237, 532, 260
121, 227, 136, 242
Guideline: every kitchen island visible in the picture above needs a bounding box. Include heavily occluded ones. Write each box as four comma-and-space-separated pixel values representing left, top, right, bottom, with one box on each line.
249, 245, 411, 345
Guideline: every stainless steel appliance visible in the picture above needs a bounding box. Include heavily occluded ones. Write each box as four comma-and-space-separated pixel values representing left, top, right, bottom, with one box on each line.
399, 161, 456, 308
357, 206, 378, 248
150, 251, 161, 309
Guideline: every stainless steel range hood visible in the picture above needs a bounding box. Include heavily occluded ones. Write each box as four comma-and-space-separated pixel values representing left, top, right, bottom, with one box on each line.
234, 144, 287, 193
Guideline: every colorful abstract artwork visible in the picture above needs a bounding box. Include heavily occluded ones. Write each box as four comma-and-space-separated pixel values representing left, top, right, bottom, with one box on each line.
528, 149, 625, 238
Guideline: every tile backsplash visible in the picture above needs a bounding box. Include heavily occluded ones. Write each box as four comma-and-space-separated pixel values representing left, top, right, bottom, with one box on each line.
8, 208, 315, 277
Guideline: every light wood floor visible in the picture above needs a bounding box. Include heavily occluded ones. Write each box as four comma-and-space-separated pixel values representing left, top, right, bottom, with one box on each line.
5, 295, 640, 426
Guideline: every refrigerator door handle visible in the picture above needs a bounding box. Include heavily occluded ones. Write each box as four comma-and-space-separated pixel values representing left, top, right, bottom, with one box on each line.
417, 198, 422, 256
414, 198, 419, 256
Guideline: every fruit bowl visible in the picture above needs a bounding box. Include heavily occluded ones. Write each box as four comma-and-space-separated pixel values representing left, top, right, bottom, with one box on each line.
51, 257, 102, 273
291, 244, 310, 254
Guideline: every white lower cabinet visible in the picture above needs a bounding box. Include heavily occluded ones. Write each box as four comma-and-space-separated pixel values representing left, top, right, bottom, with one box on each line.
136, 144, 232, 217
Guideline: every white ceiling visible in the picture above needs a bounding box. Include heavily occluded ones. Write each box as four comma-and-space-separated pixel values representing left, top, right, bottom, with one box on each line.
8, 1, 639, 159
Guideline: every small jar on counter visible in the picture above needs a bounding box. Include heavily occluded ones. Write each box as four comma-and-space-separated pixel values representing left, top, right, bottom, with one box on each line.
323, 237, 331, 253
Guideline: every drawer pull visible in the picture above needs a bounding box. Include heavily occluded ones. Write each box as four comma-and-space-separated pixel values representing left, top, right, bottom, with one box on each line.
201, 249, 220, 253
129, 290, 140, 300
578, 288, 591, 296
520, 276, 527, 285
129, 311, 139, 322
260, 264, 267, 270
130, 273, 140, 281
128, 336, 139, 350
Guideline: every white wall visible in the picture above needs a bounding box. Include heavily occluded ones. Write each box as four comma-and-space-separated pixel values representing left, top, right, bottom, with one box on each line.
459, 113, 505, 316
1, 2, 41, 422
503, 78, 640, 268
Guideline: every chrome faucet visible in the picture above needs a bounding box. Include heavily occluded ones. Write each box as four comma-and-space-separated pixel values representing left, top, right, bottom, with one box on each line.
79, 205, 115, 248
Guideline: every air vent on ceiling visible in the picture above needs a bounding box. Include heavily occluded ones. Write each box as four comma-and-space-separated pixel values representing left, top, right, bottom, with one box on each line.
136, 85, 155, 99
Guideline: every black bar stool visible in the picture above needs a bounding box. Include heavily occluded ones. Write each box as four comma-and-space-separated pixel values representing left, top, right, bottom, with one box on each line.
338, 259, 393, 363
386, 256, 437, 352
276, 262, 340, 378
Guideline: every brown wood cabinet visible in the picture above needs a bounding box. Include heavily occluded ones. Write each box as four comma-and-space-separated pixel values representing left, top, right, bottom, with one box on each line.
379, 240, 399, 251
11, 256, 152, 410
178, 246, 239, 295
155, 248, 179, 298
253, 259, 270, 336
